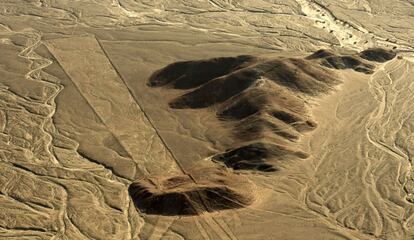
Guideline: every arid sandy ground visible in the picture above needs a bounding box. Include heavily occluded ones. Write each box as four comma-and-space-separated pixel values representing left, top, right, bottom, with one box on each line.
1, 1, 414, 239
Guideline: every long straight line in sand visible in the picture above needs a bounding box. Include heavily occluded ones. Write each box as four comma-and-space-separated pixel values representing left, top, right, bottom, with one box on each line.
46, 36, 180, 178
46, 36, 240, 240
94, 37, 188, 175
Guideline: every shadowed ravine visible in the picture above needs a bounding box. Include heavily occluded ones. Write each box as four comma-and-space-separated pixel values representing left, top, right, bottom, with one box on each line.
1, 0, 413, 238
130, 48, 397, 218
148, 48, 394, 173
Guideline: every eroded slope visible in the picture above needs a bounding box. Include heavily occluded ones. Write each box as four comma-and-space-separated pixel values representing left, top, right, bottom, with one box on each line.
129, 167, 256, 216
149, 49, 394, 173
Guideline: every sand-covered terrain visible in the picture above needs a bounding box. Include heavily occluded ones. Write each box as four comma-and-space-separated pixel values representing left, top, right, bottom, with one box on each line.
1, 0, 414, 239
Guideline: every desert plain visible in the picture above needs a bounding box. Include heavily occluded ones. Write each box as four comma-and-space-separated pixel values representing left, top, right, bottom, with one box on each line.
1, 0, 414, 239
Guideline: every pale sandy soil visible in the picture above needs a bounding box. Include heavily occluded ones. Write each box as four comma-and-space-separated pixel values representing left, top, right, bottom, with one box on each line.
0, 1, 414, 240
